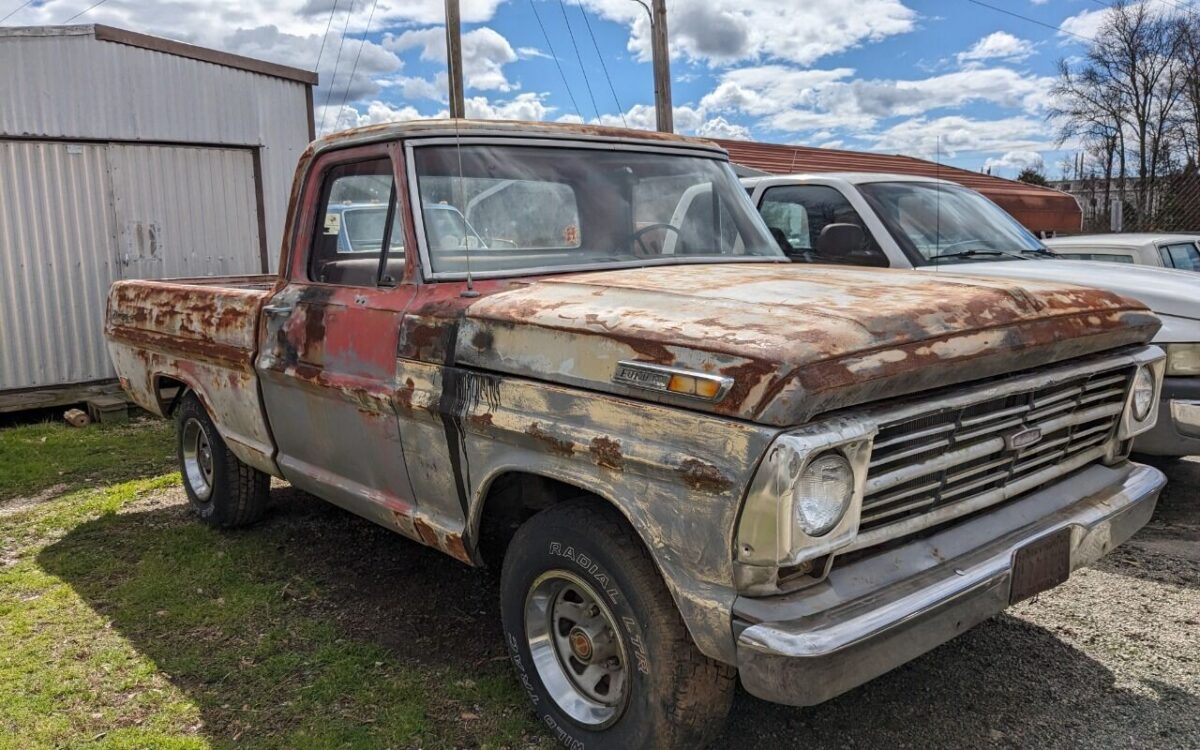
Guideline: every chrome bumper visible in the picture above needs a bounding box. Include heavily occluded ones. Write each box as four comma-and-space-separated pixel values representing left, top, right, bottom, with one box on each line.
733, 461, 1165, 707
1134, 379, 1200, 456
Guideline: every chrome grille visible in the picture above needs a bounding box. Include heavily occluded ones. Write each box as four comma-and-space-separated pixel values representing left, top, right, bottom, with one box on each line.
859, 367, 1133, 534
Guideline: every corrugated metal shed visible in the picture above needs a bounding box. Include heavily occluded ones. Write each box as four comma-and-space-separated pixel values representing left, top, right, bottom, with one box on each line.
714, 138, 1083, 235
0, 25, 315, 395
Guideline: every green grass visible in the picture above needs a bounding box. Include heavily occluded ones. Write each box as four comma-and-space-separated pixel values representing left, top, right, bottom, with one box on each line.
0, 419, 549, 749
0, 418, 176, 501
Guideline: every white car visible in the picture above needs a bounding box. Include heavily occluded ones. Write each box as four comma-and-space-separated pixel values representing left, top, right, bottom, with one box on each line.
1044, 233, 1200, 271
741, 172, 1200, 456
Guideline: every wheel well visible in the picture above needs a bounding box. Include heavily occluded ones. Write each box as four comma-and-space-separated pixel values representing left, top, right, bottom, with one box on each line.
476, 472, 608, 570
154, 375, 188, 416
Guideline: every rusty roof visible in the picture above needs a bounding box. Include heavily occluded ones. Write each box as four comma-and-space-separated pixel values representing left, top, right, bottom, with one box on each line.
312, 118, 726, 154
713, 138, 1082, 234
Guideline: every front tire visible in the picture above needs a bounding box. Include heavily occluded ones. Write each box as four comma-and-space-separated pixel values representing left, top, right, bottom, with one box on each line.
500, 500, 734, 750
175, 392, 269, 528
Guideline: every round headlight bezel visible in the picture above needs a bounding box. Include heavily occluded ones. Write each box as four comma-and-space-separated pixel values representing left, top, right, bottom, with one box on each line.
793, 452, 855, 537
1131, 366, 1155, 422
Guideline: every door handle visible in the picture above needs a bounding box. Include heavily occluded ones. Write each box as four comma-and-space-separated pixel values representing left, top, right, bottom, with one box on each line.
262, 304, 292, 316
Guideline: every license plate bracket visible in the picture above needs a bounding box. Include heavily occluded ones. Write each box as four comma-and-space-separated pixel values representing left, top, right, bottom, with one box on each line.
1009, 528, 1072, 604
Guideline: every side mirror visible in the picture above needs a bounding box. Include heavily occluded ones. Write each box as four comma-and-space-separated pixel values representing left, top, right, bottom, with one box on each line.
815, 223, 889, 268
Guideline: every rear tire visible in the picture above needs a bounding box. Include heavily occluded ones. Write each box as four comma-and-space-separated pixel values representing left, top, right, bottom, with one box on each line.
500, 500, 735, 750
176, 392, 269, 528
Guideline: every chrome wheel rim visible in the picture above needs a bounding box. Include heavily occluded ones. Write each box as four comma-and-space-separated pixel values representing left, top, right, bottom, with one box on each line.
525, 570, 630, 728
181, 417, 214, 501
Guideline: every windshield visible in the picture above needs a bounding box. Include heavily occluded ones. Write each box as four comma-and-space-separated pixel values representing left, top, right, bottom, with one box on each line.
412, 144, 782, 277
857, 181, 1048, 265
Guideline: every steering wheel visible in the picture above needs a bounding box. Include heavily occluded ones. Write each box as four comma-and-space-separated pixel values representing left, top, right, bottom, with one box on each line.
628, 223, 681, 258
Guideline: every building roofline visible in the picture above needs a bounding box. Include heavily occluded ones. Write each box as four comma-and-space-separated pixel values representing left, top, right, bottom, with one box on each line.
0, 24, 318, 86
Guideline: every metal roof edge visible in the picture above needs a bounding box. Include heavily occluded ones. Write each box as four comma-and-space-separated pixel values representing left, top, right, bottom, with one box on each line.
0, 24, 317, 86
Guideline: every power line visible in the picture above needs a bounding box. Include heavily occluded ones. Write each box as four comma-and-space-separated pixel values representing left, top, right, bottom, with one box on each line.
63, 0, 110, 22
528, 0, 582, 121
314, 0, 341, 73
335, 0, 380, 122
319, 0, 356, 134
965, 0, 1095, 42
556, 0, 601, 121
578, 2, 626, 127
0, 0, 34, 24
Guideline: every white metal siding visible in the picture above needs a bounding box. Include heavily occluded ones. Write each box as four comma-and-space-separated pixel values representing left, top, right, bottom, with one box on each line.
0, 141, 118, 389
107, 144, 262, 279
0, 140, 266, 391
0, 29, 311, 268
0, 28, 313, 392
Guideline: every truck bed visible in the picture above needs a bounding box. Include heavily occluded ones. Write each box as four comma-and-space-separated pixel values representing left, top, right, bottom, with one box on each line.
105, 275, 279, 475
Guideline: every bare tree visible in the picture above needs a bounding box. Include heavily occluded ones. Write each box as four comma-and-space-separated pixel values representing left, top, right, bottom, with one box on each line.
1051, 1, 1187, 229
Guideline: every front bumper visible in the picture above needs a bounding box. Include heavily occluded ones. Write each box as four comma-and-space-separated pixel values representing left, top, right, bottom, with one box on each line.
733, 461, 1165, 707
1133, 377, 1200, 455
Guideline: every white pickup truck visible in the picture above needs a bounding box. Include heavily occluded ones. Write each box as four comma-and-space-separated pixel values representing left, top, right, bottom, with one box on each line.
742, 173, 1200, 456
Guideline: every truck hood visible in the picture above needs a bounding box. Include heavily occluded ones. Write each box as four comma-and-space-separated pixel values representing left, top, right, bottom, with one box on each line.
456, 263, 1159, 426
919, 259, 1198, 322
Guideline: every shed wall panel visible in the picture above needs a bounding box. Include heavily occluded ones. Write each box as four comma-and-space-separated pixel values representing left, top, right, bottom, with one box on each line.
0, 31, 311, 264
0, 140, 118, 389
107, 144, 262, 279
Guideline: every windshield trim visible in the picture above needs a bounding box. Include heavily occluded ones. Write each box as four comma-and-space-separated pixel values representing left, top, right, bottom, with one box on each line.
857, 180, 1048, 267
404, 137, 784, 281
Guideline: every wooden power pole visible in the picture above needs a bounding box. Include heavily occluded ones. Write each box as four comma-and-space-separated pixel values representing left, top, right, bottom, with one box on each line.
445, 0, 466, 118
650, 0, 672, 132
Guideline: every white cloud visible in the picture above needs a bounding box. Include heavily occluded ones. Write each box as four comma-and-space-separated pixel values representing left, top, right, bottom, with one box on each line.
385, 26, 519, 92
1059, 8, 1107, 41
867, 116, 1052, 160
956, 32, 1036, 65
701, 65, 1055, 136
581, 0, 915, 66
983, 150, 1045, 174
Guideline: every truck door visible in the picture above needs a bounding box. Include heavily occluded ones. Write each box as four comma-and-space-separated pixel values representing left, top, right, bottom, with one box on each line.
257, 144, 418, 529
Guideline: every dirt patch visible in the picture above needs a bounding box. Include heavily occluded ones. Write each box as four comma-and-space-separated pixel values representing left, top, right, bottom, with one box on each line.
0, 483, 68, 515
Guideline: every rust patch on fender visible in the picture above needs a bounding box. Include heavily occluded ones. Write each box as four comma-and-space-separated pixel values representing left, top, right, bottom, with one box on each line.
589, 436, 624, 470
525, 422, 575, 457
679, 458, 733, 495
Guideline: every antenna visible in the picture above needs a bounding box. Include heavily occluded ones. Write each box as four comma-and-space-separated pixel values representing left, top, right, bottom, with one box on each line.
935, 135, 942, 266
453, 117, 479, 298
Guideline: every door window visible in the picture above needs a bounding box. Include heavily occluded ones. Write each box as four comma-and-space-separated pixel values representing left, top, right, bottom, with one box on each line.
309, 158, 405, 286
1161, 242, 1200, 271
759, 185, 880, 260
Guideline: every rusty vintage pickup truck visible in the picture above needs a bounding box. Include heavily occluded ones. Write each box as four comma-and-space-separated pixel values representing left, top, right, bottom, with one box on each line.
107, 120, 1168, 749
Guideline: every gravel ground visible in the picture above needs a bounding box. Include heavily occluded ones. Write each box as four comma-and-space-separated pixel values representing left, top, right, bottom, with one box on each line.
719, 454, 1200, 750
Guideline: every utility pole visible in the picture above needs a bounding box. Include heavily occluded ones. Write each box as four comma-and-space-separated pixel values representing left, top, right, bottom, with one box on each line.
650, 0, 672, 132
445, 0, 466, 118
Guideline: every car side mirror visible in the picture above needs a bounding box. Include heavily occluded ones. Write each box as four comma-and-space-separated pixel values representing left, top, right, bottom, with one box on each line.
815, 223, 889, 268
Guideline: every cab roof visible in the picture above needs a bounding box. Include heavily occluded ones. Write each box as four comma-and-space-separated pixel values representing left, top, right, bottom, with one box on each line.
310, 119, 727, 155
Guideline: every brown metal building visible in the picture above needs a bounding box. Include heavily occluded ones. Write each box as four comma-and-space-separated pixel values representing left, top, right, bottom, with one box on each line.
714, 138, 1082, 235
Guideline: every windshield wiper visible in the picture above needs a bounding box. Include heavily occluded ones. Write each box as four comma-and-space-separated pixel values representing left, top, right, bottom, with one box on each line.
1020, 247, 1058, 258
929, 248, 1026, 262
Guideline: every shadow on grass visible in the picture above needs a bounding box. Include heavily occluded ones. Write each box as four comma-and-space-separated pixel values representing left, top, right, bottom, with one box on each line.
36, 487, 539, 749
39, 486, 1200, 749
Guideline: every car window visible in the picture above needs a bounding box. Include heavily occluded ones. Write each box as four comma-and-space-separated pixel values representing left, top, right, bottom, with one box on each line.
758, 185, 880, 260
1162, 242, 1200, 271
309, 158, 405, 286
1056, 252, 1135, 263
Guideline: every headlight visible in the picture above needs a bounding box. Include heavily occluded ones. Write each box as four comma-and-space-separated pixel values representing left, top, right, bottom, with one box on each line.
1166, 344, 1200, 377
794, 453, 854, 536
1131, 366, 1155, 421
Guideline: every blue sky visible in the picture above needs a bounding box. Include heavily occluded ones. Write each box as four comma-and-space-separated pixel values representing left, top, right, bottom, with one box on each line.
4, 0, 1132, 176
